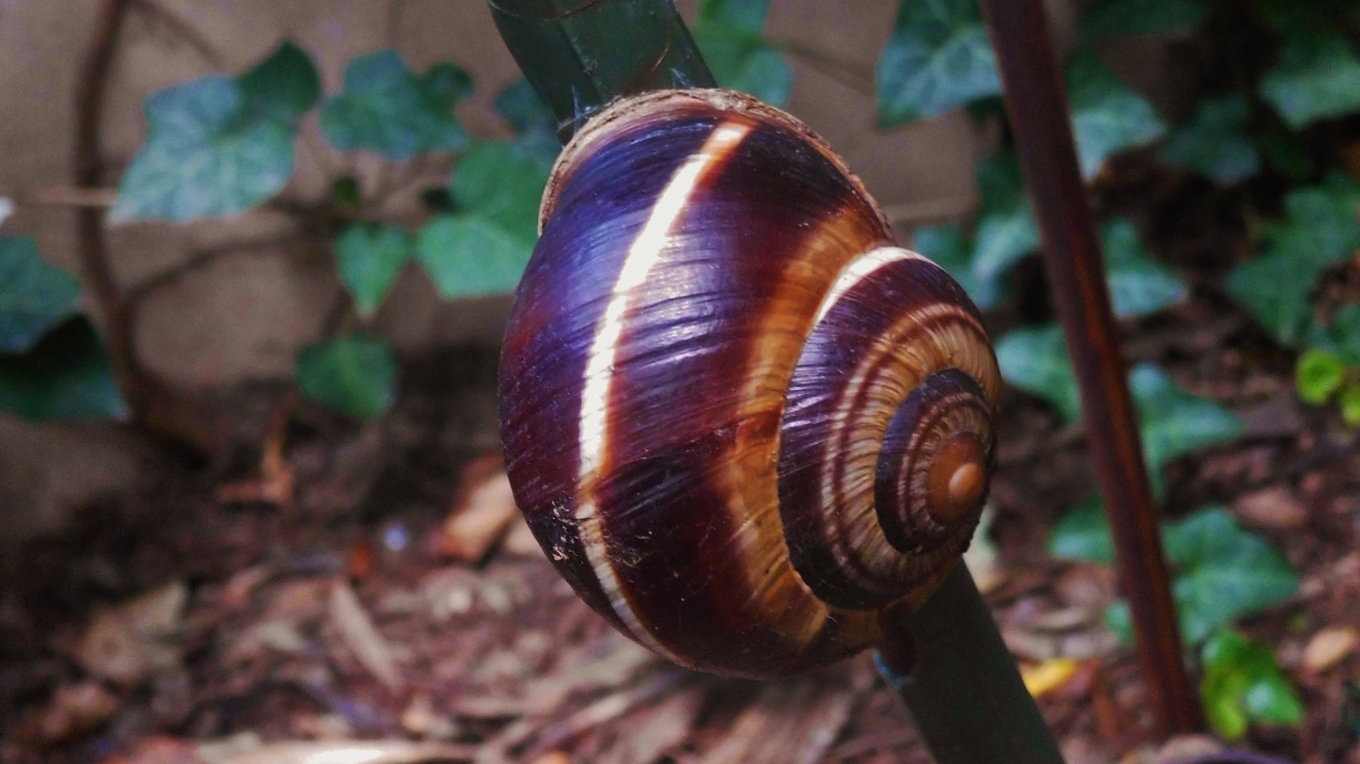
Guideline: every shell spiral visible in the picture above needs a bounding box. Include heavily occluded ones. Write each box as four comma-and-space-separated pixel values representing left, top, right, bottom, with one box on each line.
498, 89, 1001, 679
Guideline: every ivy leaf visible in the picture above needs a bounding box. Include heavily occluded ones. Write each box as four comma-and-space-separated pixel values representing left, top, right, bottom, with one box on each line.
694, 0, 792, 107
335, 223, 413, 318
1059, 506, 1298, 647
1079, 0, 1209, 40
321, 51, 471, 159
914, 224, 1003, 310
1160, 95, 1261, 185
0, 236, 81, 353
112, 41, 319, 222
1225, 252, 1317, 347
239, 41, 321, 122
875, 0, 1001, 126
296, 335, 397, 419
996, 325, 1082, 423
1163, 508, 1299, 644
1102, 219, 1187, 318
1130, 364, 1242, 475
1340, 382, 1360, 426
972, 153, 1039, 286
1295, 348, 1346, 404
1305, 305, 1360, 365
1068, 54, 1167, 179
1201, 630, 1304, 740
1260, 31, 1360, 130
1048, 496, 1114, 564
0, 317, 126, 421
416, 216, 530, 299
1227, 179, 1360, 345
416, 140, 550, 299
494, 79, 562, 164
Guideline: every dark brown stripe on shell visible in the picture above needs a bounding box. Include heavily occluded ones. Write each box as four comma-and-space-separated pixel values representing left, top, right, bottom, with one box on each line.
594, 119, 887, 676
778, 257, 990, 610
498, 109, 724, 635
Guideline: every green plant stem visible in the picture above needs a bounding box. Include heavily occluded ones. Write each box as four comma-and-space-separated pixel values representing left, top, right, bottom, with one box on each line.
488, 0, 715, 139
876, 565, 1065, 764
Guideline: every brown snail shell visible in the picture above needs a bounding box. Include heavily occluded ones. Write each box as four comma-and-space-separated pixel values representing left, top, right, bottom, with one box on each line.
499, 89, 1000, 678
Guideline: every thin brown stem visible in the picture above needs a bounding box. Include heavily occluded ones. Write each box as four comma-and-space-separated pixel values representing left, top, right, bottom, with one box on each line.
76, 0, 222, 452
979, 0, 1201, 735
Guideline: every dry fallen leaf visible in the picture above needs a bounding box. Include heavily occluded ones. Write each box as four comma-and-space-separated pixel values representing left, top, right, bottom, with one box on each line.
329, 580, 403, 691
436, 456, 519, 562
15, 681, 118, 744
1233, 486, 1309, 530
1302, 626, 1358, 674
75, 581, 188, 685
1021, 657, 1081, 699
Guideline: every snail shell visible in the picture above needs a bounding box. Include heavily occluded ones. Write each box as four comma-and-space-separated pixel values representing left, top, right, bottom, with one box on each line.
499, 89, 1000, 679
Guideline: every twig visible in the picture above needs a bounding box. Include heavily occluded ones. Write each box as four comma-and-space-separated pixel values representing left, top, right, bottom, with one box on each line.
75, 0, 224, 453
18, 186, 118, 208
128, 0, 226, 68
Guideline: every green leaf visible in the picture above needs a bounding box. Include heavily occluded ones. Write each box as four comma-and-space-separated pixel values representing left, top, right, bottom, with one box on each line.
239, 41, 321, 122
335, 223, 413, 317
450, 140, 550, 241
1049, 496, 1114, 564
914, 224, 1003, 310
875, 0, 1001, 126
494, 80, 561, 165
1225, 252, 1318, 346
695, 26, 793, 107
1130, 364, 1242, 475
1160, 95, 1261, 185
416, 140, 550, 299
1226, 180, 1360, 345
1067, 53, 1167, 179
1340, 382, 1360, 426
113, 67, 301, 221
1260, 31, 1360, 130
694, 1, 792, 107
416, 216, 530, 299
494, 79, 556, 136
0, 236, 81, 353
1295, 348, 1346, 404
996, 325, 1082, 422
1305, 305, 1360, 365
1201, 630, 1304, 740
972, 153, 1039, 285
1079, 0, 1209, 40
1102, 219, 1187, 318
0, 317, 127, 421
1163, 508, 1299, 644
296, 335, 397, 419
698, 0, 769, 31
321, 51, 471, 159
1068, 507, 1299, 647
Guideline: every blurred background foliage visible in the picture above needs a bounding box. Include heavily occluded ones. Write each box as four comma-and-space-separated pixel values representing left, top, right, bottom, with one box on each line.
2, 0, 1358, 751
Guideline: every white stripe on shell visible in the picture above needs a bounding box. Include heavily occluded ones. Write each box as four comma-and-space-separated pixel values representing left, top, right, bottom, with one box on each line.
574, 120, 753, 663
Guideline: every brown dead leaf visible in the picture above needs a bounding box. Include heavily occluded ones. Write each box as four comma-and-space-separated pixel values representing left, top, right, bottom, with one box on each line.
1302, 626, 1358, 674
1234, 486, 1309, 530
75, 582, 188, 685
201, 739, 476, 764
329, 580, 403, 691
15, 680, 119, 744
436, 455, 519, 562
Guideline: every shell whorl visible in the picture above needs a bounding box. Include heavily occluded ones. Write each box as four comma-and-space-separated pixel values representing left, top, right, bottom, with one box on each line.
499, 89, 1000, 678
